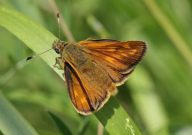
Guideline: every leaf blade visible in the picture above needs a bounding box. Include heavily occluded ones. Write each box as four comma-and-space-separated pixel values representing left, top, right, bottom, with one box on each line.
0, 93, 39, 135
48, 112, 73, 135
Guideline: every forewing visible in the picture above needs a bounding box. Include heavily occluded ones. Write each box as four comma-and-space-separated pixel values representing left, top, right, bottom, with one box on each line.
64, 63, 93, 114
79, 39, 146, 85
64, 62, 114, 115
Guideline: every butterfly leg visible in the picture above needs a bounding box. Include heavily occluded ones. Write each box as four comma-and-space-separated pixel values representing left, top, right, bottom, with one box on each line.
53, 57, 65, 70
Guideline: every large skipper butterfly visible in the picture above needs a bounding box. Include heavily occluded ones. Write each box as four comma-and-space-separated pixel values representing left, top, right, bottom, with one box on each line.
52, 39, 146, 115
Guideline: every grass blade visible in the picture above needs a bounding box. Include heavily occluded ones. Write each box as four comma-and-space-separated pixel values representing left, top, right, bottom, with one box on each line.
48, 112, 73, 135
142, 0, 192, 67
0, 130, 3, 135
0, 93, 39, 135
96, 97, 141, 135
77, 118, 90, 135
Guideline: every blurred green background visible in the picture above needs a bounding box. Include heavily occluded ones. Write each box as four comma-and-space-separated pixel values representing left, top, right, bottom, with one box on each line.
0, 0, 192, 135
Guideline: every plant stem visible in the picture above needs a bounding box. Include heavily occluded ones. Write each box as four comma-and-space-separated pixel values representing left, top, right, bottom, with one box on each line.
143, 0, 192, 67
48, 0, 75, 42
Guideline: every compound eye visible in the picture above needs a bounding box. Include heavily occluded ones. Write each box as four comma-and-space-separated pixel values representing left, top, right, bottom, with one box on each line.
54, 48, 60, 54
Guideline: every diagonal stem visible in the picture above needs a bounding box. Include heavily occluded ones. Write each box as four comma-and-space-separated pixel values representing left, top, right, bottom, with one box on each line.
48, 0, 75, 42
143, 0, 192, 67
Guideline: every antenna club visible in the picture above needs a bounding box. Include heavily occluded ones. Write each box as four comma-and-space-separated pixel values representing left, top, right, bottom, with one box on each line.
57, 12, 61, 40
57, 12, 60, 18
26, 56, 33, 61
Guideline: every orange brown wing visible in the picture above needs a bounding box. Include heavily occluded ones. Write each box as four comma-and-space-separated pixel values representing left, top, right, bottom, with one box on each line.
64, 63, 93, 114
64, 63, 114, 115
79, 39, 146, 85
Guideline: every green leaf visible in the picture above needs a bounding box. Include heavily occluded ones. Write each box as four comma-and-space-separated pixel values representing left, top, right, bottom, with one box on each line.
0, 5, 63, 78
0, 130, 4, 135
0, 6, 141, 135
0, 93, 39, 135
96, 97, 141, 135
142, 0, 192, 67
77, 118, 90, 135
48, 112, 73, 135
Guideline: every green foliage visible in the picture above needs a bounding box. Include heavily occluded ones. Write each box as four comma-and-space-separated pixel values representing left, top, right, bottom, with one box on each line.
0, 0, 192, 135
0, 93, 38, 135
48, 112, 73, 135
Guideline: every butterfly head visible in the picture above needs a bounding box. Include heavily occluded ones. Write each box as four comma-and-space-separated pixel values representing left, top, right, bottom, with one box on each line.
52, 40, 67, 54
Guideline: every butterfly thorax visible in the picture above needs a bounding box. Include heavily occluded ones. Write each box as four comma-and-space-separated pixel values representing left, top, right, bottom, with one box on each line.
62, 43, 89, 68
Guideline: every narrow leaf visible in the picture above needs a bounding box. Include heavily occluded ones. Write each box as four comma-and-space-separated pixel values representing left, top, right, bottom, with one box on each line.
0, 93, 39, 135
48, 112, 72, 135
77, 118, 90, 135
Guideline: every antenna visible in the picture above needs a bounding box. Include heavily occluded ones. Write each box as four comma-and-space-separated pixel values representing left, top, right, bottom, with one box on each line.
26, 48, 52, 61
57, 12, 61, 40
26, 13, 60, 61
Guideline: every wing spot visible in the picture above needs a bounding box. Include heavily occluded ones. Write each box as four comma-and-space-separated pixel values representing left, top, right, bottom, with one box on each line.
74, 90, 78, 97
129, 49, 137, 55
81, 97, 87, 104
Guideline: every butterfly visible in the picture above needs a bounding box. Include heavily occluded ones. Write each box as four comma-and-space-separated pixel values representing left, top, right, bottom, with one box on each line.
52, 39, 146, 115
